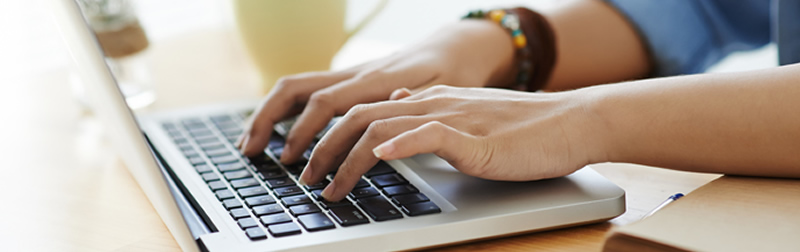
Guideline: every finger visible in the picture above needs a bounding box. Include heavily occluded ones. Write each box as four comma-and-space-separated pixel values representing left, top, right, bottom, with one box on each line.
240, 71, 354, 156
284, 63, 439, 164
320, 116, 432, 201
372, 121, 483, 176
298, 101, 427, 186
279, 90, 337, 164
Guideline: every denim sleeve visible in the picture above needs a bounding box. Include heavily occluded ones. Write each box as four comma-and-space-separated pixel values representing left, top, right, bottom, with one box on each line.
604, 0, 771, 76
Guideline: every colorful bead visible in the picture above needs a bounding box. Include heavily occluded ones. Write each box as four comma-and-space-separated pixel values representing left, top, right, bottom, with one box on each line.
489, 10, 506, 23
502, 15, 520, 30
514, 34, 527, 48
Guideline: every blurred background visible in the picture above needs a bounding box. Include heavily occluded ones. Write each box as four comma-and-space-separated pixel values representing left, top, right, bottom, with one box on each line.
0, 1, 774, 250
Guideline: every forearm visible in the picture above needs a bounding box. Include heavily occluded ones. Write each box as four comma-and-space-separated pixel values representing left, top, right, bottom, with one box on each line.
587, 64, 800, 177
542, 0, 650, 91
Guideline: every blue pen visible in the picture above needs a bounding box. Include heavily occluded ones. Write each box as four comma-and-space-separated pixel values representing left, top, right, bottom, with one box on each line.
643, 193, 684, 218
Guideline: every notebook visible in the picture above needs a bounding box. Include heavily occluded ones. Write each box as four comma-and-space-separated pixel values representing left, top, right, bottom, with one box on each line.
51, 0, 626, 251
603, 176, 800, 252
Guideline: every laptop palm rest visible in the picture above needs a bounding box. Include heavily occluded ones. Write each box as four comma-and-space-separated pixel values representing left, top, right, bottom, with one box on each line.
405, 154, 624, 217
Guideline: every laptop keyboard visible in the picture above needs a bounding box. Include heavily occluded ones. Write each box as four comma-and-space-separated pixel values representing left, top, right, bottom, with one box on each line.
161, 113, 441, 240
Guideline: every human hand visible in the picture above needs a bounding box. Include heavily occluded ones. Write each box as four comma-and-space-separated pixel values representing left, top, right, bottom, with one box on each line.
237, 20, 517, 164
301, 85, 609, 201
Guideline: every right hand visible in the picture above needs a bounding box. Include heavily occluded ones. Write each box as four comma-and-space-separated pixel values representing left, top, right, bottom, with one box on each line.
238, 20, 518, 163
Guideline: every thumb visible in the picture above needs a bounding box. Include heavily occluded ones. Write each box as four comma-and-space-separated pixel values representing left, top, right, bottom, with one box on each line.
372, 121, 486, 176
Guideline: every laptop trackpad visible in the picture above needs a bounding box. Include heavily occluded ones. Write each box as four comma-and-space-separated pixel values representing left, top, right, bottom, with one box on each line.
404, 154, 607, 215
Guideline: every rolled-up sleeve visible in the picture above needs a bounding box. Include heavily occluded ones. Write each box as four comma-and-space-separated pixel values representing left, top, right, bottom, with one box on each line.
604, 0, 771, 76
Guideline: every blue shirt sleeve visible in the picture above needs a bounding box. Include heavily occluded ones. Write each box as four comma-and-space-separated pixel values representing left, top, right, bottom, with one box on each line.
604, 0, 771, 76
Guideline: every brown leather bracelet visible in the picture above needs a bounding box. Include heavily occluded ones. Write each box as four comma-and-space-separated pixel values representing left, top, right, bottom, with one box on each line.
507, 7, 557, 92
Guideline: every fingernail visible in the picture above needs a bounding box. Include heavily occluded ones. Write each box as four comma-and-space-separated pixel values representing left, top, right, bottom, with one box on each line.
298, 163, 313, 186
373, 141, 395, 159
321, 180, 337, 200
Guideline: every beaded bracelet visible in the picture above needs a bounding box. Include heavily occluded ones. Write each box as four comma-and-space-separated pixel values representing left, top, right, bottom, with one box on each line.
464, 8, 557, 91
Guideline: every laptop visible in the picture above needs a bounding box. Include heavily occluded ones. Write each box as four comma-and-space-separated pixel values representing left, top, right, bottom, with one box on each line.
51, 0, 625, 251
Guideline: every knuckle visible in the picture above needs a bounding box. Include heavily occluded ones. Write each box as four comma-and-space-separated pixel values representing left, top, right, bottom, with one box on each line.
274, 75, 301, 91
365, 119, 392, 140
355, 68, 389, 81
308, 91, 335, 108
344, 103, 373, 123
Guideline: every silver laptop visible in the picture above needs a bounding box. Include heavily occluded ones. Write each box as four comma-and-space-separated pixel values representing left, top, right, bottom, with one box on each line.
51, 0, 625, 251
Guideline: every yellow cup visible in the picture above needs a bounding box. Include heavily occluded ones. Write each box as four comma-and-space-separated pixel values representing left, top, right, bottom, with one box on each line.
233, 0, 387, 94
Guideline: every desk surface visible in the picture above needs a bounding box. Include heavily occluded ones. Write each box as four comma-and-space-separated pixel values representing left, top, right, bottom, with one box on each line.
0, 29, 720, 251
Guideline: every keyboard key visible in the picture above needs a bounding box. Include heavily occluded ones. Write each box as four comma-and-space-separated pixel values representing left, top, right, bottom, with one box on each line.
210, 115, 233, 123
260, 212, 292, 225
270, 147, 284, 159
364, 161, 394, 177
222, 199, 243, 210
238, 186, 269, 197
215, 189, 235, 200
202, 173, 220, 182
370, 173, 407, 188
349, 187, 380, 199
163, 122, 177, 130
305, 179, 329, 190
194, 164, 213, 174
245, 227, 267, 240
281, 195, 312, 206
230, 178, 260, 189
208, 181, 228, 191
189, 129, 214, 137
218, 162, 246, 172
252, 204, 284, 216
189, 157, 207, 166
268, 222, 301, 237
297, 213, 335, 231
257, 169, 287, 180
274, 186, 304, 197
177, 142, 194, 151
199, 142, 225, 151
401, 201, 441, 216
194, 135, 220, 145
248, 153, 274, 167
182, 149, 199, 158
204, 148, 232, 157
245, 195, 276, 207
354, 178, 371, 188
230, 208, 250, 219
382, 184, 419, 196
238, 217, 259, 229
357, 196, 403, 221
310, 189, 324, 200
284, 163, 305, 175
224, 170, 253, 181
222, 128, 243, 137
328, 205, 369, 227
289, 204, 321, 216
265, 177, 294, 188
392, 193, 429, 206
212, 155, 240, 165
319, 199, 352, 209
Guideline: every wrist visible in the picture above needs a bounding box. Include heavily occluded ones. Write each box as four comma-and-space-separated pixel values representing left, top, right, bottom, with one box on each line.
564, 85, 622, 165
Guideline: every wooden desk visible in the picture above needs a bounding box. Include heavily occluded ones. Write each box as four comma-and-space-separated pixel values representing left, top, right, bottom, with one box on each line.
0, 29, 720, 251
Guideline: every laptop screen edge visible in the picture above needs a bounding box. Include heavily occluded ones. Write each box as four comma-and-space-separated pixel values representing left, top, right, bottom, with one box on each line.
49, 0, 200, 251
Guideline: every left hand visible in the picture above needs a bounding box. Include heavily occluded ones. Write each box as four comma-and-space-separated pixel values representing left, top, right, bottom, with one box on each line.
300, 85, 609, 201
